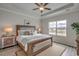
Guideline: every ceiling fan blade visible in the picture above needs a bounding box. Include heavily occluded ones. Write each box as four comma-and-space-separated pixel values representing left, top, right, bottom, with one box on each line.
45, 8, 51, 10
32, 8, 39, 10
40, 3, 43, 5
35, 3, 40, 7
44, 3, 48, 6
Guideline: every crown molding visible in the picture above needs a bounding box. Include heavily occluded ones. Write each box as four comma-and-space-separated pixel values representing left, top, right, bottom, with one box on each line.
42, 9, 79, 20
42, 3, 74, 16
0, 7, 39, 19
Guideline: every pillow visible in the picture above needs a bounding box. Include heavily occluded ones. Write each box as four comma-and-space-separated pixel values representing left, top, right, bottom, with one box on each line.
33, 30, 37, 35
18, 30, 30, 35
18, 30, 34, 35
23, 31, 30, 35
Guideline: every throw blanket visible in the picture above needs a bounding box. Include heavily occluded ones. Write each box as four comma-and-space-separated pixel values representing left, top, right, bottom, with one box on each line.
16, 34, 52, 51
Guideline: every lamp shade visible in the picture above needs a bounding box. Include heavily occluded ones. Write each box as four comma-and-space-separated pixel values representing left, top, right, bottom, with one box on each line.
4, 27, 13, 33
37, 27, 41, 33
38, 28, 41, 32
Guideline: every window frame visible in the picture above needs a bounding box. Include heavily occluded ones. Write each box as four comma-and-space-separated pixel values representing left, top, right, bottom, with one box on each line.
48, 20, 67, 36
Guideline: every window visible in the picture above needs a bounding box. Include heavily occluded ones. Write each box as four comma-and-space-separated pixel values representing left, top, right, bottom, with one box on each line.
49, 22, 56, 35
57, 20, 66, 36
49, 20, 67, 36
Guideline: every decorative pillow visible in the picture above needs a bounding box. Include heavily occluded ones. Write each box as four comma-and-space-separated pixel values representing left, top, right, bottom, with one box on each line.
18, 30, 30, 35
18, 30, 34, 35
33, 30, 37, 35
23, 31, 30, 35
18, 30, 23, 35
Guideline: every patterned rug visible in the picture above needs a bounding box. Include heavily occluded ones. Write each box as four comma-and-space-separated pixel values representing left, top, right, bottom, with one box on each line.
0, 43, 66, 56
0, 46, 19, 56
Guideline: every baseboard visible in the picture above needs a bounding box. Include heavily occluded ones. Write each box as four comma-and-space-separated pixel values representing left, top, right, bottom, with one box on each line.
54, 41, 76, 48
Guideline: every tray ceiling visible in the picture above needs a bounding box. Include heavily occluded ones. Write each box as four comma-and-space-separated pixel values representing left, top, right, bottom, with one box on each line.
0, 3, 79, 18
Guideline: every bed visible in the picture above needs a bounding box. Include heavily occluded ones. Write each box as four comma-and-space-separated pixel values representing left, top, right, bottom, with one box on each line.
16, 25, 53, 56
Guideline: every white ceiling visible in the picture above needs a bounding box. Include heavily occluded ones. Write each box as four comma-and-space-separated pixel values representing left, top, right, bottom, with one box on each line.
0, 3, 79, 18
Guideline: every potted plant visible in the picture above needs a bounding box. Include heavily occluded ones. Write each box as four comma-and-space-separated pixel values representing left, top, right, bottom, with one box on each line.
71, 22, 79, 39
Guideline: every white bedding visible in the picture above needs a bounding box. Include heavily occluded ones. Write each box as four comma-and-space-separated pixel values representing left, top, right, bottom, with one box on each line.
16, 34, 52, 51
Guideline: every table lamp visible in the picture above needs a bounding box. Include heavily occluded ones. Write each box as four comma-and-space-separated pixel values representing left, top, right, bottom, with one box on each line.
4, 27, 13, 36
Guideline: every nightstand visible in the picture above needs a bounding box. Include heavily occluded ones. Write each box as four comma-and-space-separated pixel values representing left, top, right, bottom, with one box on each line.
0, 35, 16, 48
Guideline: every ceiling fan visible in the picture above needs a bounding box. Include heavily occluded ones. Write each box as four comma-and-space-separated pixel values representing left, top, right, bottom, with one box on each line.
33, 3, 51, 13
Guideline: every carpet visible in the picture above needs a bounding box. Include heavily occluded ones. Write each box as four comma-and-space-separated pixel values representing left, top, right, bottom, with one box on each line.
0, 43, 66, 56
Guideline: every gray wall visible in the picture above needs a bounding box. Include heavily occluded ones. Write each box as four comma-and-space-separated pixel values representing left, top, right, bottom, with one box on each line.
41, 11, 79, 47
0, 9, 40, 35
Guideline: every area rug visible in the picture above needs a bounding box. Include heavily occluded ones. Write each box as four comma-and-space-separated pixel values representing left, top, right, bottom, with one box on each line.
37, 43, 66, 56
0, 43, 66, 56
0, 46, 19, 56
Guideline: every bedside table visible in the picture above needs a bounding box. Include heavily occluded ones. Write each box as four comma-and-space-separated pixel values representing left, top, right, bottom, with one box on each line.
0, 35, 16, 48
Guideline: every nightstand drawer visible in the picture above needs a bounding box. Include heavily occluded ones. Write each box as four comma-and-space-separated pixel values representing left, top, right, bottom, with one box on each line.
4, 38, 13, 46
4, 37, 13, 43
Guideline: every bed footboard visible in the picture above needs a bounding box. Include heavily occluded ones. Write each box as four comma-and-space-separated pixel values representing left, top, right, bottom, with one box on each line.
27, 37, 53, 56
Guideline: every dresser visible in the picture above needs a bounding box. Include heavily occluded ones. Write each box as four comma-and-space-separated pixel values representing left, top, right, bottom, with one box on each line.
0, 35, 16, 48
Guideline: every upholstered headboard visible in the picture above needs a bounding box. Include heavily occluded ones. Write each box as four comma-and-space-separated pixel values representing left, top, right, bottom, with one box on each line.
16, 25, 36, 36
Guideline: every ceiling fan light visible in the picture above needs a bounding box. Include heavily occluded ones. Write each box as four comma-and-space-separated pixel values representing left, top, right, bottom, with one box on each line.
39, 7, 44, 11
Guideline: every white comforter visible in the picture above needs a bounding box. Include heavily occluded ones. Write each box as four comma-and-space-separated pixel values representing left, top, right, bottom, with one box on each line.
16, 34, 52, 51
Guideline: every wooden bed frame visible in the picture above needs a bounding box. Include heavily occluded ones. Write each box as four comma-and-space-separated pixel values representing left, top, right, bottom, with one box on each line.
16, 25, 53, 56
